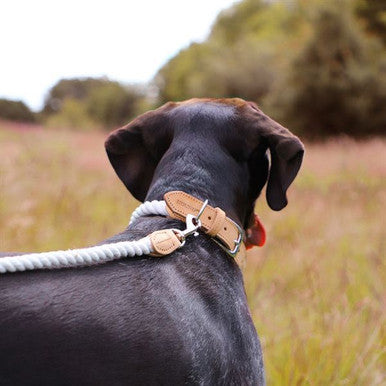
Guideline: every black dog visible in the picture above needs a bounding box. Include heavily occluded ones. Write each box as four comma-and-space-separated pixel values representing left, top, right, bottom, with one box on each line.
0, 98, 304, 385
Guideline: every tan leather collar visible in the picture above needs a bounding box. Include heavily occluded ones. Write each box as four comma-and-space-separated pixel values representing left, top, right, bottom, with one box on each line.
164, 191, 243, 256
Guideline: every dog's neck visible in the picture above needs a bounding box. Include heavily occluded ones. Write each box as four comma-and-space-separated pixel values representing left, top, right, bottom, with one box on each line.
144, 146, 249, 227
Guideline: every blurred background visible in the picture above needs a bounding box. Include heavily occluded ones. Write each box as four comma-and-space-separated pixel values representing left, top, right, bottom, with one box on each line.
0, 0, 385, 384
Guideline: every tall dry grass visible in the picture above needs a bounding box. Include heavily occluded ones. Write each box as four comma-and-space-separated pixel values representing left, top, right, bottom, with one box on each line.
0, 122, 385, 385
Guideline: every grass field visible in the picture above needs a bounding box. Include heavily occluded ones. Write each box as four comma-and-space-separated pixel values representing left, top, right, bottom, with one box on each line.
0, 121, 385, 385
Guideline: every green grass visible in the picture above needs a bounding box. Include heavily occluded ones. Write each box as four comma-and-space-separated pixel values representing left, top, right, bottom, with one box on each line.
0, 124, 384, 385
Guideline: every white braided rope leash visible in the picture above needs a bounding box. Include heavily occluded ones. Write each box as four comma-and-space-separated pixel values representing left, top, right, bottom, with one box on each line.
129, 200, 167, 225
0, 237, 153, 274
0, 200, 168, 274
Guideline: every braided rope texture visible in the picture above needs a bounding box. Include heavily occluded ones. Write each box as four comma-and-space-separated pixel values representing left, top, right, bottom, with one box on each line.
0, 200, 170, 274
129, 200, 168, 225
0, 237, 153, 274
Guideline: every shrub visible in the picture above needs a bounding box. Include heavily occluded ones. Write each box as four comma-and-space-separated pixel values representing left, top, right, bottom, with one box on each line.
44, 99, 98, 130
268, 3, 386, 138
42, 78, 107, 115
42, 78, 147, 130
0, 99, 35, 122
155, 0, 386, 138
86, 82, 144, 127
155, 1, 305, 104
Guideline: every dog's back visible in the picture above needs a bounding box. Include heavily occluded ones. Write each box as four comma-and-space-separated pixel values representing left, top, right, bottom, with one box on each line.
0, 98, 304, 385
0, 217, 264, 385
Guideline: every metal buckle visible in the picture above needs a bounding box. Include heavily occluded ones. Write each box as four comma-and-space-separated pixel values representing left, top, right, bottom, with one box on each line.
173, 198, 243, 258
212, 219, 244, 258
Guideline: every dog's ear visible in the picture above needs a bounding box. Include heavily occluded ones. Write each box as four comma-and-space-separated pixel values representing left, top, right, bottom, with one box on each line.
247, 102, 304, 211
105, 104, 174, 202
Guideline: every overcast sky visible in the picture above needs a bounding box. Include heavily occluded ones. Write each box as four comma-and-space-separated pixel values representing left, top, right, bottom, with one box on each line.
1, 0, 237, 111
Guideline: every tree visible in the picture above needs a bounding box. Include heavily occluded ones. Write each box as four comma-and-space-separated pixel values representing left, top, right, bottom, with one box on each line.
355, 0, 386, 45
0, 98, 35, 122
209, 0, 266, 45
86, 82, 145, 127
42, 77, 147, 129
42, 78, 107, 115
155, 0, 305, 105
271, 2, 386, 137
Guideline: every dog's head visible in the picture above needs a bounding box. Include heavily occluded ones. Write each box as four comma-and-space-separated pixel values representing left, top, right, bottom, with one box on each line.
105, 98, 304, 246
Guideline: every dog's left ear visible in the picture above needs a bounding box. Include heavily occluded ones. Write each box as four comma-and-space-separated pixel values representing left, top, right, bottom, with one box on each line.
105, 103, 174, 202
247, 102, 305, 211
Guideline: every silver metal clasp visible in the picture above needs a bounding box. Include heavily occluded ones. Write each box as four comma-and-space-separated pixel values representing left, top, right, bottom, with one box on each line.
173, 199, 209, 247
180, 214, 201, 239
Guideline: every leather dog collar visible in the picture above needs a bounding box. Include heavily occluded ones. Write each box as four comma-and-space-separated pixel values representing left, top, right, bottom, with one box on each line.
131, 191, 244, 258
164, 191, 243, 256
0, 191, 246, 274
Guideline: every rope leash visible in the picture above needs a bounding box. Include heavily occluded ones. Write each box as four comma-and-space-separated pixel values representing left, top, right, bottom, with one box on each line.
0, 237, 153, 274
0, 200, 196, 274
129, 200, 167, 225
0, 194, 245, 274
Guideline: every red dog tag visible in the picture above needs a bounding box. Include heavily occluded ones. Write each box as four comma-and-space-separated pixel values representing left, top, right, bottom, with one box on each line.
245, 214, 266, 249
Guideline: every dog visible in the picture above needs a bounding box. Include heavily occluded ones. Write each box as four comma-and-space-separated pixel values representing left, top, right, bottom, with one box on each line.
0, 98, 304, 385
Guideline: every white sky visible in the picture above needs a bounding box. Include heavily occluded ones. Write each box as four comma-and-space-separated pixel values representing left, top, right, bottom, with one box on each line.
0, 0, 237, 111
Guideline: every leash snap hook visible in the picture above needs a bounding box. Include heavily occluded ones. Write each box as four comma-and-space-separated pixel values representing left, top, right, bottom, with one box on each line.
172, 215, 201, 248
181, 198, 209, 238
174, 199, 209, 248
176, 214, 201, 245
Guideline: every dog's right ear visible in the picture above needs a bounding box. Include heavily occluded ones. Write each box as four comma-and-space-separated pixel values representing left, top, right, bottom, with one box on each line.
105, 104, 174, 202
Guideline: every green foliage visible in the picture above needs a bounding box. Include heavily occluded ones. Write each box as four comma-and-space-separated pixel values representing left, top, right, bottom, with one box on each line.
209, 0, 267, 44
155, 0, 386, 138
270, 2, 386, 138
156, 43, 211, 102
45, 98, 97, 130
0, 98, 35, 122
86, 82, 145, 127
156, 1, 307, 104
355, 0, 386, 45
42, 78, 106, 115
42, 77, 147, 129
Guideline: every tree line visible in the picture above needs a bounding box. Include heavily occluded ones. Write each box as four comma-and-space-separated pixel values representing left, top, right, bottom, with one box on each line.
1, 0, 385, 138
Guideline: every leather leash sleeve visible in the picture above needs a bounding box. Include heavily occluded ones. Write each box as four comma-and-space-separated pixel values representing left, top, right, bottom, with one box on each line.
149, 229, 182, 257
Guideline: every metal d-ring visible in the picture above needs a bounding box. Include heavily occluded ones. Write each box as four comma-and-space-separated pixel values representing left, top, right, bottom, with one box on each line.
195, 199, 208, 222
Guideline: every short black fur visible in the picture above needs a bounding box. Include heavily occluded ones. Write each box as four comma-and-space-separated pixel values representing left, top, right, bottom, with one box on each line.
0, 98, 304, 385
